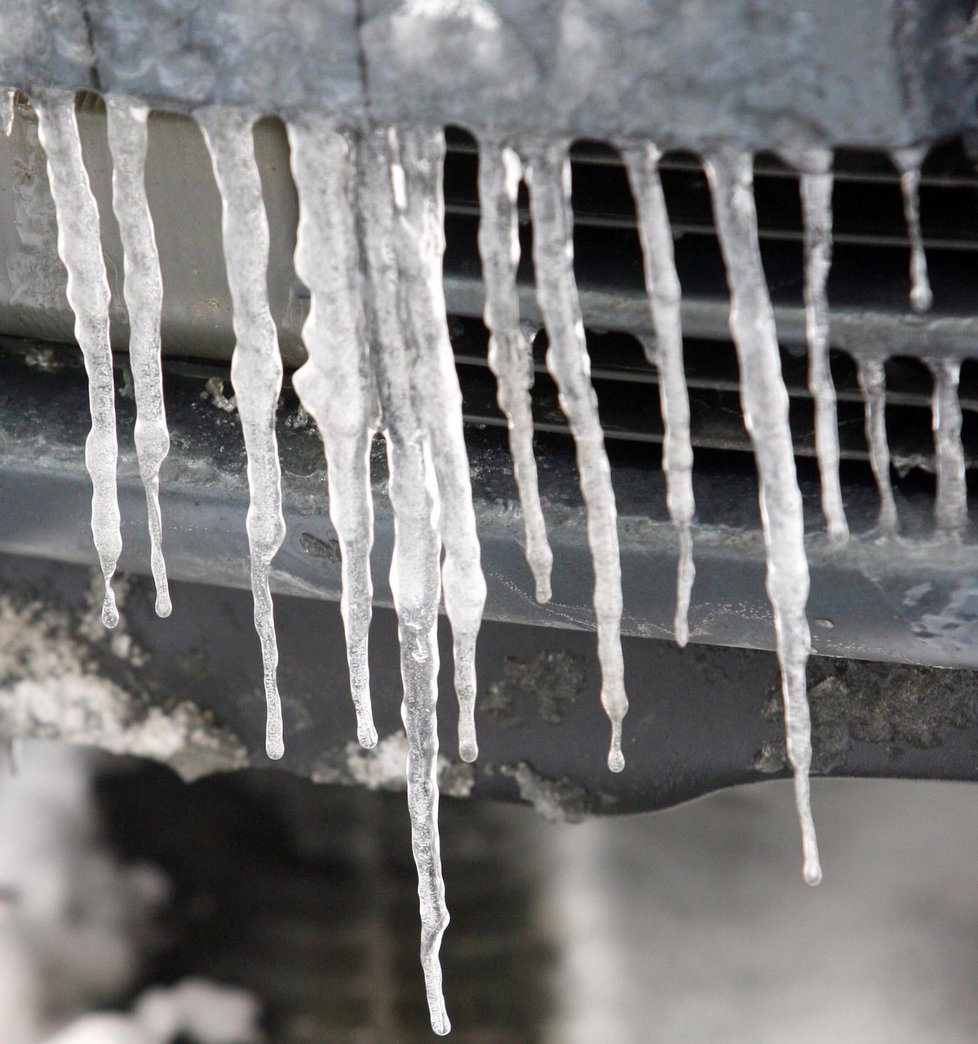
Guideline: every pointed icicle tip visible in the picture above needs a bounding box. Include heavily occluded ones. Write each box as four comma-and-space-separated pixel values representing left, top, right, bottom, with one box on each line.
102, 588, 119, 629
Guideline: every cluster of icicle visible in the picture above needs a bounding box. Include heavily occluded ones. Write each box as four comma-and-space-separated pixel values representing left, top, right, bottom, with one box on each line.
10, 81, 959, 1033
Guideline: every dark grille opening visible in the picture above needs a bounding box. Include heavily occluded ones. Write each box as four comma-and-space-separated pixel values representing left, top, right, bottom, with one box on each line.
442, 127, 978, 530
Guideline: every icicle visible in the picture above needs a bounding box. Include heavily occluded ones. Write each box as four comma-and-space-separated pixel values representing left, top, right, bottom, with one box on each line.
1, 88, 14, 136
704, 149, 820, 885
197, 107, 286, 761
928, 357, 967, 539
286, 115, 379, 750
106, 96, 171, 619
892, 147, 933, 314
855, 356, 899, 535
476, 136, 554, 605
34, 89, 122, 629
621, 142, 695, 647
388, 126, 487, 766
358, 128, 450, 1036
521, 138, 627, 773
793, 148, 849, 544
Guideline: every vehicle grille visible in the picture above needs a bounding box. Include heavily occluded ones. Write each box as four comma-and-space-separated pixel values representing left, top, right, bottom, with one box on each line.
439, 129, 978, 513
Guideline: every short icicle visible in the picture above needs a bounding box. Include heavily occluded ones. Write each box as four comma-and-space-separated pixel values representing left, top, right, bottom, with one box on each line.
855, 356, 899, 535
704, 149, 821, 885
198, 107, 286, 761
34, 88, 122, 629
358, 128, 451, 1035
522, 138, 627, 773
1, 89, 14, 136
928, 357, 967, 539
622, 142, 696, 646
388, 126, 487, 765
477, 136, 554, 604
794, 148, 849, 544
106, 96, 172, 618
892, 146, 933, 314
287, 115, 379, 749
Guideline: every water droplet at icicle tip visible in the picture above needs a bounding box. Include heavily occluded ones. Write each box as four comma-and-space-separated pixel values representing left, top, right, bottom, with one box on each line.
621, 142, 696, 647
521, 137, 628, 775
33, 88, 123, 635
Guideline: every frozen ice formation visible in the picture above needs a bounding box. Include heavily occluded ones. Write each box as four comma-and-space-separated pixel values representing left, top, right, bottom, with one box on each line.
477, 137, 554, 605
791, 147, 849, 545
704, 149, 821, 886
106, 97, 171, 619
20, 79, 966, 1030
622, 142, 696, 646
197, 106, 287, 762
521, 138, 628, 774
33, 88, 122, 630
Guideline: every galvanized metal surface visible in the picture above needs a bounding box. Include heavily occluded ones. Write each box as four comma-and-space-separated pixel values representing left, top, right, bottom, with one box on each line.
1, 339, 976, 672
2, 1, 977, 150
4, 549, 978, 816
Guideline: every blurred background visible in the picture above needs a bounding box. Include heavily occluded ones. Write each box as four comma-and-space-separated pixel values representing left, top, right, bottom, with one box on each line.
3, 742, 977, 1043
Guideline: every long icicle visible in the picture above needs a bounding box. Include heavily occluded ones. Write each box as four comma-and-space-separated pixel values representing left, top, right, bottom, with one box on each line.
477, 136, 554, 604
928, 357, 967, 539
796, 149, 849, 544
34, 88, 122, 629
855, 356, 899, 535
358, 128, 450, 1036
287, 115, 379, 749
522, 138, 627, 773
106, 96, 171, 618
389, 126, 487, 764
704, 149, 820, 885
892, 146, 933, 314
622, 142, 696, 647
198, 108, 286, 761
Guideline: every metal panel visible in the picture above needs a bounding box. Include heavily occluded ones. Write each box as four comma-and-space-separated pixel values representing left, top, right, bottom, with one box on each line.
2, 0, 976, 149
